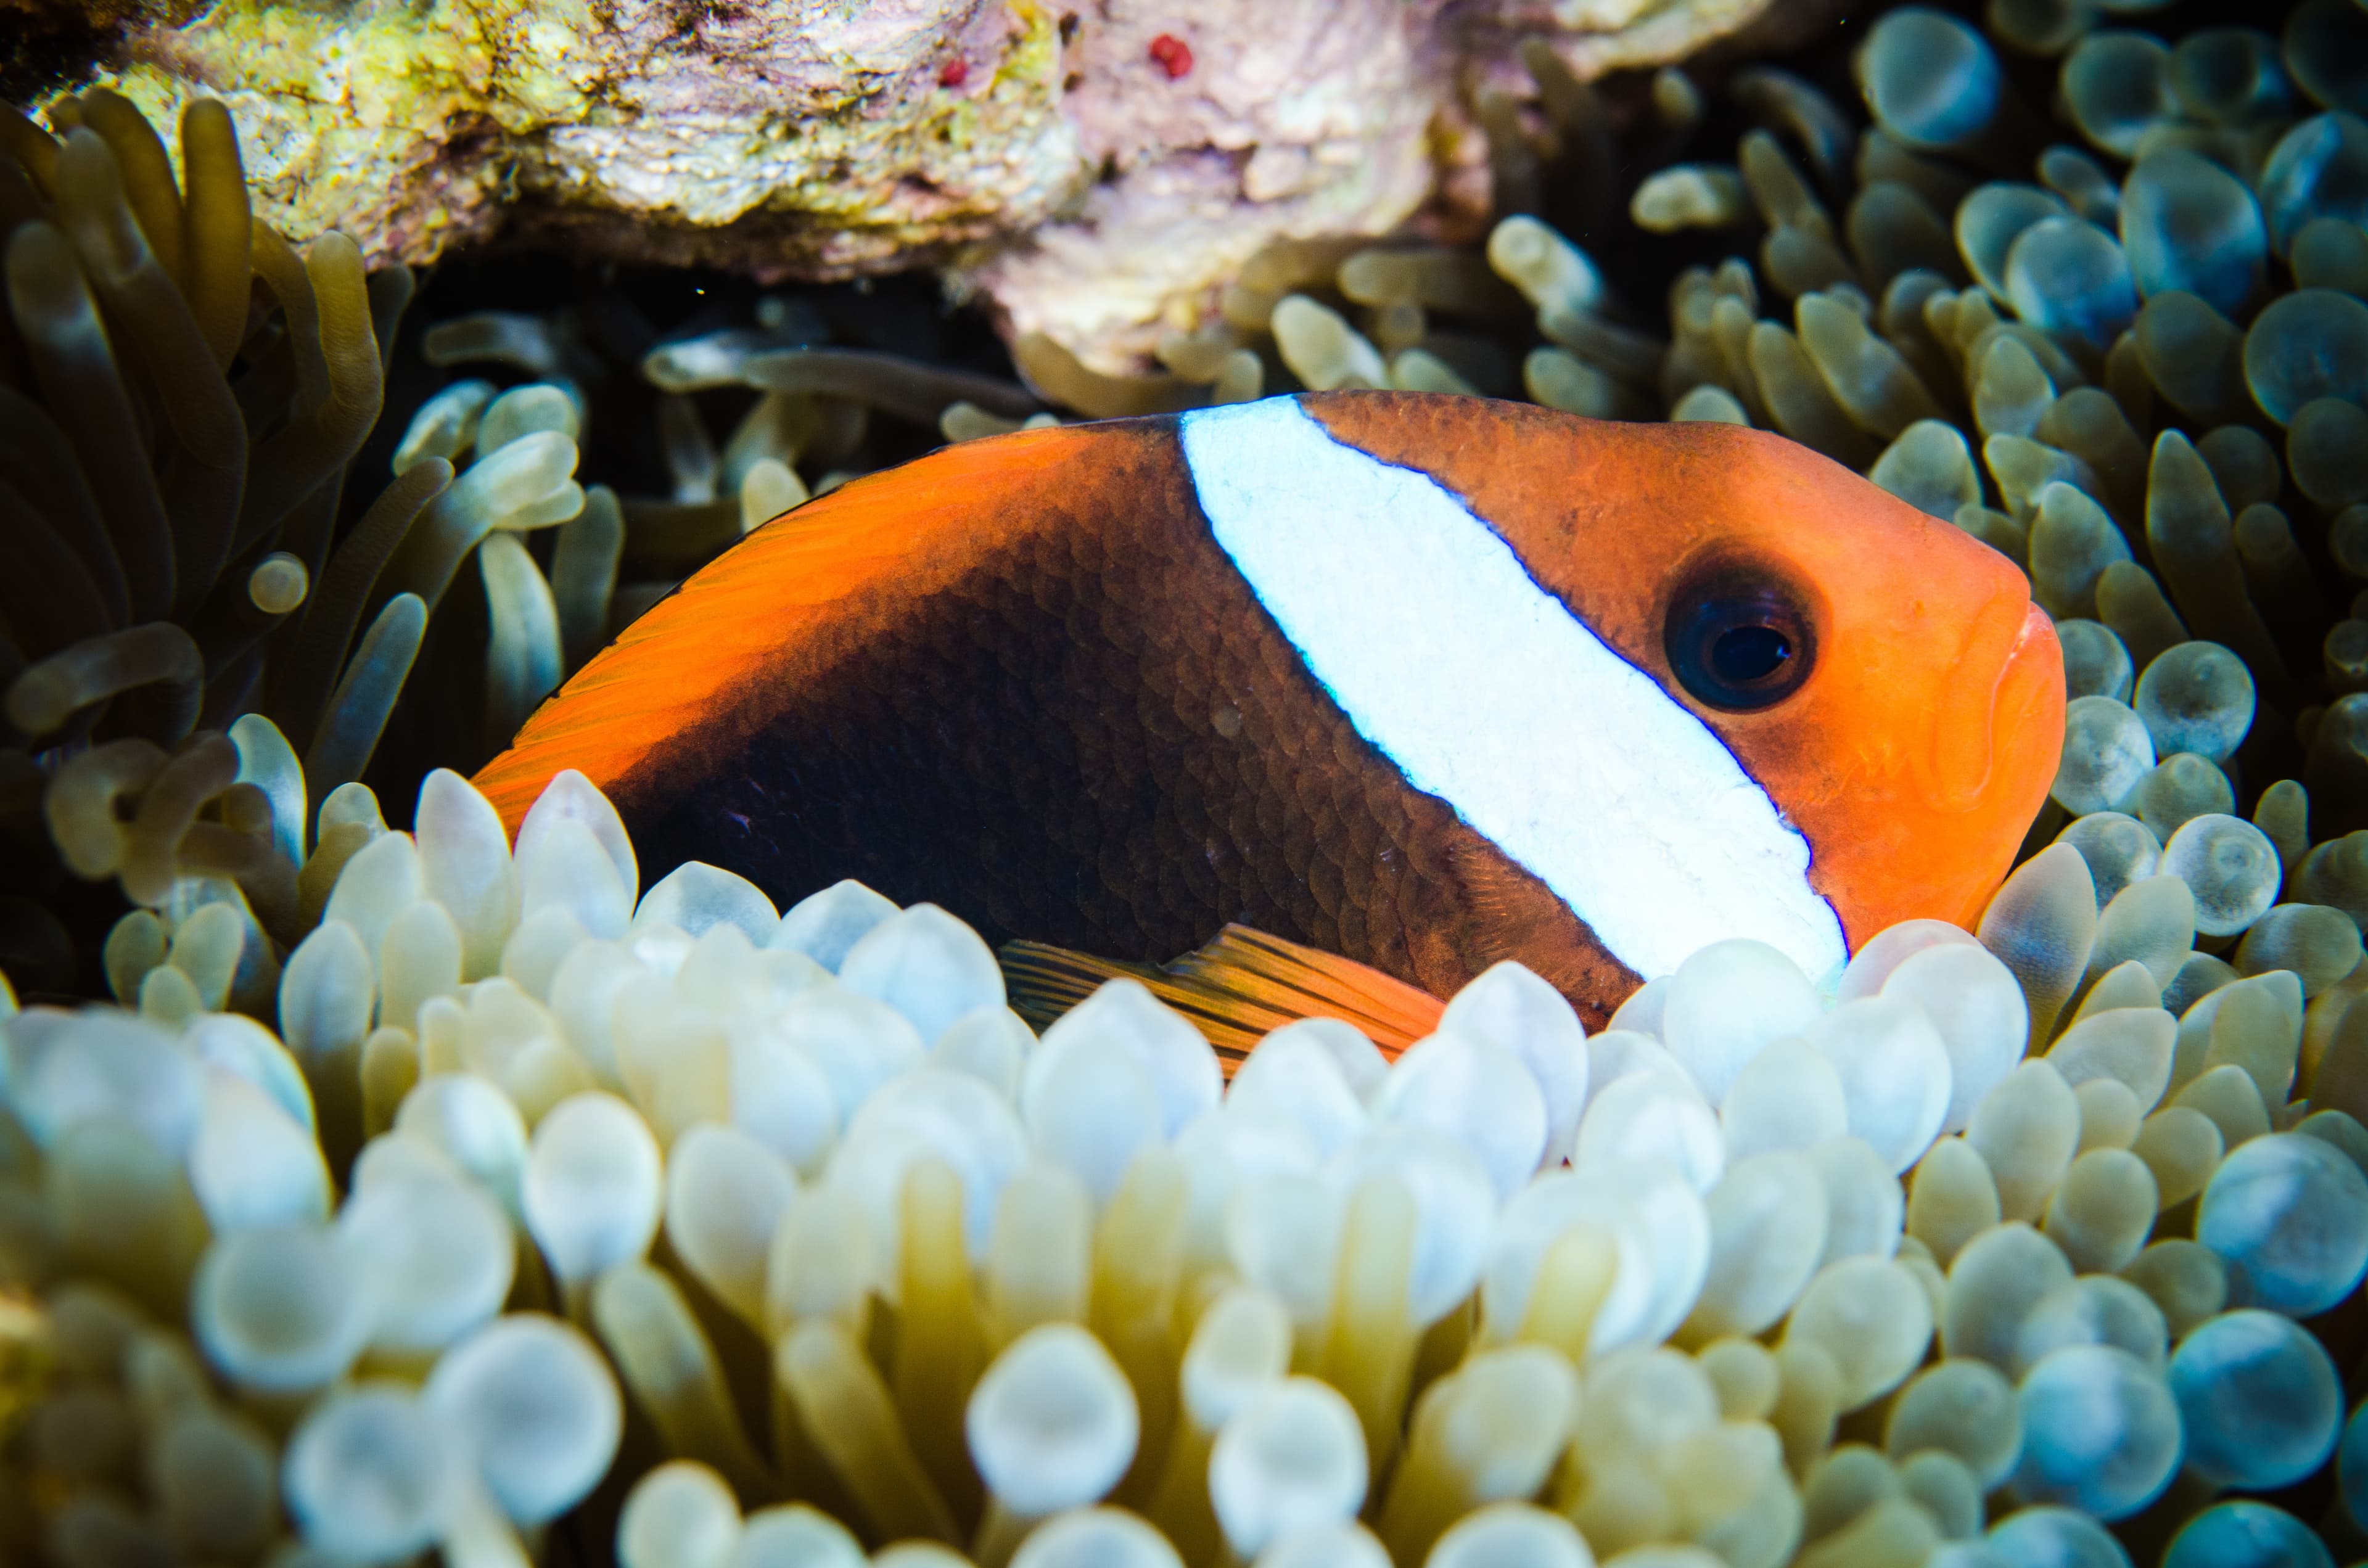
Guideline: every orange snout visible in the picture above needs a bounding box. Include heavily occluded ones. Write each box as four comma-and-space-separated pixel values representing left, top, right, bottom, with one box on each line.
1727, 449, 2066, 949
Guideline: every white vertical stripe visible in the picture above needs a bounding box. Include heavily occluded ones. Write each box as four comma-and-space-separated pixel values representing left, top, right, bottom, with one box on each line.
1178, 397, 1848, 983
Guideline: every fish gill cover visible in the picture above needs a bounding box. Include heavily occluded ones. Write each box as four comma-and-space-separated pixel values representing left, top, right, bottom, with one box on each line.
3, 0, 2368, 1564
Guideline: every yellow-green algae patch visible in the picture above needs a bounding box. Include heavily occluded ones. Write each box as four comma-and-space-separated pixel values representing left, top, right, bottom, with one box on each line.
84, 0, 1084, 276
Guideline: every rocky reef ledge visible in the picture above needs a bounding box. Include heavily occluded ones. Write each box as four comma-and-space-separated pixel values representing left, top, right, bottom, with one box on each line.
17, 0, 1823, 370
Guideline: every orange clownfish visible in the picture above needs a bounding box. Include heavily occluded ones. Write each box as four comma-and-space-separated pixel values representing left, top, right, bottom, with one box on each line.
474, 393, 2063, 1038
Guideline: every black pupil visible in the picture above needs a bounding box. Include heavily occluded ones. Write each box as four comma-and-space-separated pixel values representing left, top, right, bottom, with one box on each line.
1664, 579, 1812, 710
1711, 623, 1791, 685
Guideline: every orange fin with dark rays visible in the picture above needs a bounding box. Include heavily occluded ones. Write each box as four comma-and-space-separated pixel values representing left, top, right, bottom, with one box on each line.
1000, 924, 1445, 1072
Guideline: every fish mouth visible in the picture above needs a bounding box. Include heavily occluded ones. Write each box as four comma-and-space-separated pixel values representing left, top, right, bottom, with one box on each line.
1928, 587, 2060, 813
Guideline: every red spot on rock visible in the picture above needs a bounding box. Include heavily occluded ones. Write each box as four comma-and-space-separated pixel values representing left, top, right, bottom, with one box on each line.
939, 58, 969, 88
1149, 34, 1193, 80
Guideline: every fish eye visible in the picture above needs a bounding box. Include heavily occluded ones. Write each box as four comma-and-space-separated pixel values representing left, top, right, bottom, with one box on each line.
1664, 572, 1817, 712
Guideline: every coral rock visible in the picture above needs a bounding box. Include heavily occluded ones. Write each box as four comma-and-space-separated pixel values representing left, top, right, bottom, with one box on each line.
67, 0, 1807, 369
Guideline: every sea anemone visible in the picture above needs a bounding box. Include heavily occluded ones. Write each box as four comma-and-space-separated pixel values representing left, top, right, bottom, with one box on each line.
0, 88, 435, 1001
2, 758, 2366, 1566
7, 0, 2368, 1561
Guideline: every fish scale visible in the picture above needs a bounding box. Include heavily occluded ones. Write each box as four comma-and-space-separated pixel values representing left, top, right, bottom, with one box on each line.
607, 418, 1532, 1004
475, 392, 2062, 1024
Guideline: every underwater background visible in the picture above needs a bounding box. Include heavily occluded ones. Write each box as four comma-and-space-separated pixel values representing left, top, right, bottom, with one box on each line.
7, 0, 2368, 1563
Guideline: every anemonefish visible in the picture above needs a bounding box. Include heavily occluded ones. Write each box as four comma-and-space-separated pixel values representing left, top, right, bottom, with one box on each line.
473, 393, 2063, 1035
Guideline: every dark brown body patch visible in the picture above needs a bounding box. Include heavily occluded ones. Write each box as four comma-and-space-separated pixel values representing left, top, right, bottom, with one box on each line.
596, 418, 1635, 1017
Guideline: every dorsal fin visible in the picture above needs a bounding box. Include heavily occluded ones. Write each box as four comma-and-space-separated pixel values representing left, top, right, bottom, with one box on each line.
1001, 924, 1445, 1071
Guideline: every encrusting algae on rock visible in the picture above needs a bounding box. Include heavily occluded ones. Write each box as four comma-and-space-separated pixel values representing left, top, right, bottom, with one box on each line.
27, 0, 1840, 373
3, 760, 2368, 1566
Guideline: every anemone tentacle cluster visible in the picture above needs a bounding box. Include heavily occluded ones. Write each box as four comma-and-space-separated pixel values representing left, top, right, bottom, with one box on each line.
0, 89, 608, 1000
3, 757, 2367, 1566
